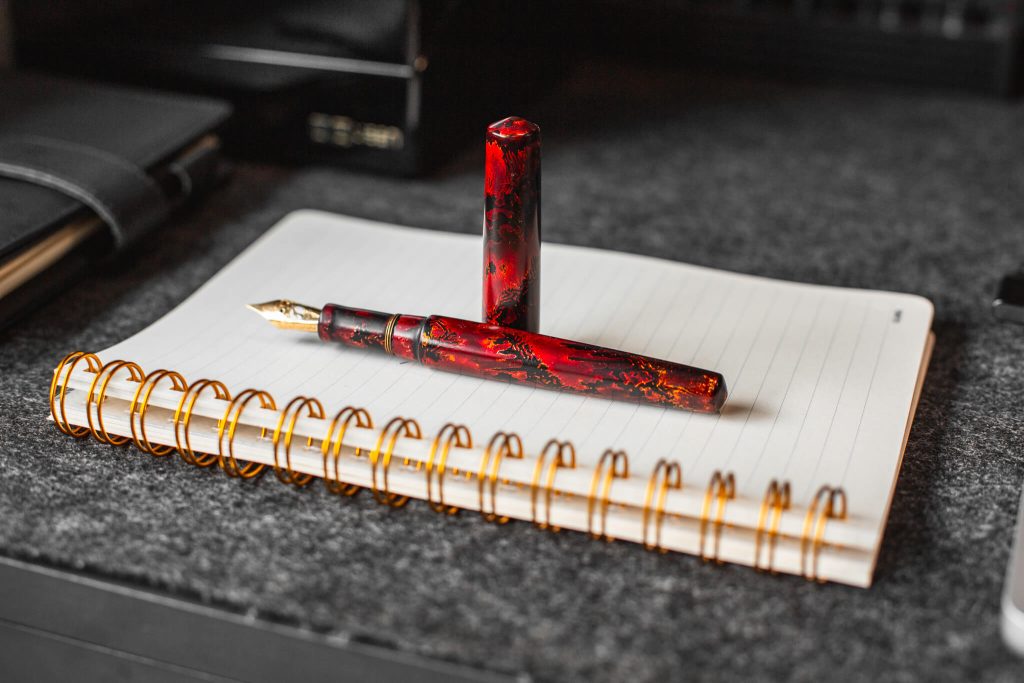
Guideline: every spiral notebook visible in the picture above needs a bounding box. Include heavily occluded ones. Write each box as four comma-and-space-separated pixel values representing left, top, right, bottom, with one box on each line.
49, 210, 934, 587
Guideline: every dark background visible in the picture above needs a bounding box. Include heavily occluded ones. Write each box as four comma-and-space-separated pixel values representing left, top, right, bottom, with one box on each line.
3, 2, 1024, 681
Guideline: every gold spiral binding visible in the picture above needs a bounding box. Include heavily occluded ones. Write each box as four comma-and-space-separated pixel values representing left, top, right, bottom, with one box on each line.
217, 388, 275, 479
587, 449, 629, 541
321, 406, 373, 496
369, 416, 421, 506
426, 423, 472, 515
530, 440, 576, 530
173, 379, 229, 467
271, 396, 324, 487
85, 359, 145, 445
801, 485, 848, 582
698, 470, 736, 562
49, 351, 859, 583
754, 479, 791, 572
477, 431, 524, 523
50, 352, 102, 437
128, 369, 188, 456
641, 459, 683, 552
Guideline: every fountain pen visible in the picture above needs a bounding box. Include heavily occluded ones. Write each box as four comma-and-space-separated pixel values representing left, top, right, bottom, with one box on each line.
248, 300, 728, 413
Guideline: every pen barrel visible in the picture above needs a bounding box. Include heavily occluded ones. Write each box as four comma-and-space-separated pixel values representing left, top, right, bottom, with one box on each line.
420, 316, 727, 413
318, 306, 726, 412
483, 117, 541, 333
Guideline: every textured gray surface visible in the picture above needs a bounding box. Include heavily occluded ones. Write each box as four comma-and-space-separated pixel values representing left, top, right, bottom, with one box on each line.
3, 63, 1024, 681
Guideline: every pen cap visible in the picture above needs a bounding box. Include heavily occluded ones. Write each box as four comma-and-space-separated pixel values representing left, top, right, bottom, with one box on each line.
483, 116, 541, 332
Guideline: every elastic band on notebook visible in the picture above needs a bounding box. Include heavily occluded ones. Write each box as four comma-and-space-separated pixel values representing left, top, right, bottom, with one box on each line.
0, 136, 170, 247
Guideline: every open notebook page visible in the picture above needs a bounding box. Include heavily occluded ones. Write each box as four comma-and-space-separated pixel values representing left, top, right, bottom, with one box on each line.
66, 211, 933, 585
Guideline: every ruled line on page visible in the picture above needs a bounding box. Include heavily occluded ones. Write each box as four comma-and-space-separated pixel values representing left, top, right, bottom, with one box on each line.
95, 211, 932, 528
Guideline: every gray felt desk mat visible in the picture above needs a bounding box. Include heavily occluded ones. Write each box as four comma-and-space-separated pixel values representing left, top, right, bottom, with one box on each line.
2, 64, 1024, 682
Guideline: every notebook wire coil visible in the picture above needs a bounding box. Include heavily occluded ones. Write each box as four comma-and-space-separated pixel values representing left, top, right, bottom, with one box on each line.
86, 360, 144, 445
51, 351, 101, 437
642, 459, 683, 553
129, 369, 187, 456
272, 396, 323, 488
369, 417, 421, 507
699, 471, 736, 563
321, 406, 373, 496
530, 439, 576, 530
426, 423, 472, 515
49, 352, 856, 583
801, 485, 847, 582
754, 479, 791, 573
587, 449, 630, 541
218, 388, 275, 480
174, 379, 229, 468
478, 432, 524, 524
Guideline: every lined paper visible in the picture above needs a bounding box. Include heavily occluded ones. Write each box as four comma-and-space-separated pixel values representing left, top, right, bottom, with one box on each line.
95, 211, 933, 563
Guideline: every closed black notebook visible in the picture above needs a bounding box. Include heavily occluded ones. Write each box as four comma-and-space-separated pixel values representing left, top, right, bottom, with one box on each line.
0, 71, 230, 327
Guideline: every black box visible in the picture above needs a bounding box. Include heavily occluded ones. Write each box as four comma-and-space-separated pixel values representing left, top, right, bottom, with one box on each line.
12, 1, 553, 175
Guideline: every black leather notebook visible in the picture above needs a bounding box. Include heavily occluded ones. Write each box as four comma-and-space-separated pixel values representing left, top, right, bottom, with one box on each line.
0, 71, 230, 327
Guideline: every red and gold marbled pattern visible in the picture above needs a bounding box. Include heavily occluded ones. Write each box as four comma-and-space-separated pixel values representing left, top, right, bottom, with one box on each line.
418, 316, 726, 413
318, 306, 394, 352
483, 116, 541, 333
319, 305, 727, 413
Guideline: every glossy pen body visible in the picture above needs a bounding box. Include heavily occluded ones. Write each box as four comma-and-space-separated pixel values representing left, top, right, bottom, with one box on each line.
317, 304, 726, 413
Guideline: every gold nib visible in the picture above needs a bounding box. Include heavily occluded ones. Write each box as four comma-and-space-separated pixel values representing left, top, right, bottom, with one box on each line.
246, 300, 321, 332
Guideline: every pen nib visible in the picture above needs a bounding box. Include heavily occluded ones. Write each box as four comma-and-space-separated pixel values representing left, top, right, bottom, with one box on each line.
246, 300, 321, 332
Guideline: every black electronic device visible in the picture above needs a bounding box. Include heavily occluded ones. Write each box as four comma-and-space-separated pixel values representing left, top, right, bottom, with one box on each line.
994, 268, 1024, 324
11, 1, 552, 175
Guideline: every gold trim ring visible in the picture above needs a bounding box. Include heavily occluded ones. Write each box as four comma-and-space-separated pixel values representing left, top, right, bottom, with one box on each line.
382, 313, 400, 356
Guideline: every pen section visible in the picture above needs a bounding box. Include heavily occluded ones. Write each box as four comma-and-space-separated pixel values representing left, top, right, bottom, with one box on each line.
317, 304, 424, 360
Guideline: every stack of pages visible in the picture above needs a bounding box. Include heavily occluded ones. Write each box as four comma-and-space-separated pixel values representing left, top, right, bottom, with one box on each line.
50, 211, 934, 587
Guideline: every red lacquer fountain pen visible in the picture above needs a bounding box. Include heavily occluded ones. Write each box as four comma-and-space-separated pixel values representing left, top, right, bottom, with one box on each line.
248, 301, 728, 413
